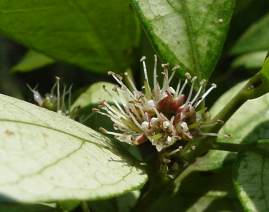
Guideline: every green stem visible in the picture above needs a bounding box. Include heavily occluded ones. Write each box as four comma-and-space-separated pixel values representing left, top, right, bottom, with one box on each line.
81, 201, 90, 212
133, 180, 171, 212
211, 141, 254, 152
210, 72, 269, 133
133, 152, 172, 212
211, 141, 269, 155
179, 71, 269, 164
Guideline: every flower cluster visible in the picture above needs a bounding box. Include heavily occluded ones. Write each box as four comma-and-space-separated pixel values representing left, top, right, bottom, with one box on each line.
97, 56, 216, 153
27, 77, 73, 117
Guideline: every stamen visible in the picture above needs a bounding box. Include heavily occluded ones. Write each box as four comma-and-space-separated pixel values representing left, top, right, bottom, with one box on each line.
175, 79, 181, 97
27, 84, 44, 106
141, 121, 150, 130
178, 77, 188, 96
163, 121, 170, 129
103, 101, 126, 119
168, 69, 176, 84
147, 100, 155, 108
194, 83, 217, 108
190, 79, 206, 105
109, 71, 136, 99
140, 56, 152, 97
67, 85, 73, 113
184, 76, 197, 106
167, 136, 173, 144
102, 85, 126, 115
154, 54, 158, 89
124, 72, 138, 92
181, 122, 189, 132
125, 108, 143, 130
200, 132, 219, 137
150, 117, 159, 126
140, 56, 148, 81
167, 146, 183, 156
99, 127, 126, 137
161, 63, 169, 90
61, 85, 67, 112
55, 76, 60, 112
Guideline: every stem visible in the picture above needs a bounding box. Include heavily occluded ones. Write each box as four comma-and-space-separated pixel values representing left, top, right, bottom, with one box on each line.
133, 181, 171, 212
179, 71, 269, 164
133, 151, 172, 212
210, 72, 269, 133
211, 142, 255, 152
211, 141, 269, 155
81, 201, 90, 212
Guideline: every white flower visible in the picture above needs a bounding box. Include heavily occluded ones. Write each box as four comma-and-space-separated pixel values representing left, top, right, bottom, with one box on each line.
97, 55, 217, 152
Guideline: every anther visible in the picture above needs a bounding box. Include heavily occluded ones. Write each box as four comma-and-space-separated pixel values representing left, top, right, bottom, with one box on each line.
141, 121, 150, 130
185, 72, 191, 79
163, 121, 170, 129
140, 56, 146, 62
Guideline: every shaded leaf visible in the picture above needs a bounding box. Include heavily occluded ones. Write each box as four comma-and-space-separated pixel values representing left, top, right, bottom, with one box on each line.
72, 82, 116, 110
57, 200, 80, 212
131, 0, 235, 79
0, 94, 147, 203
231, 51, 267, 70
90, 191, 140, 212
233, 147, 269, 212
0, 203, 56, 212
227, 0, 269, 49
150, 166, 240, 212
187, 81, 246, 172
232, 13, 269, 54
191, 55, 269, 171
0, 0, 140, 73
12, 50, 54, 73
71, 82, 116, 130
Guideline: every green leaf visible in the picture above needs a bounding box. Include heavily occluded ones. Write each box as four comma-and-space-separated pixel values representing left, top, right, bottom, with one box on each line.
0, 94, 147, 203
228, 0, 269, 48
90, 191, 140, 212
71, 82, 116, 130
231, 51, 267, 70
151, 166, 240, 212
186, 81, 246, 172
0, 0, 140, 73
72, 82, 116, 110
131, 0, 235, 79
233, 148, 269, 212
196, 60, 269, 171
57, 200, 80, 212
12, 50, 54, 73
232, 13, 269, 55
0, 203, 56, 212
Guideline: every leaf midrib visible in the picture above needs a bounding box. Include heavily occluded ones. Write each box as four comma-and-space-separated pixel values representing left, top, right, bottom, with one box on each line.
0, 119, 109, 149
167, 0, 200, 77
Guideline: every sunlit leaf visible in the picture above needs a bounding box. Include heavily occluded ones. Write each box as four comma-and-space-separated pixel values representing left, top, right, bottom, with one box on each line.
0, 94, 147, 203
131, 0, 235, 79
